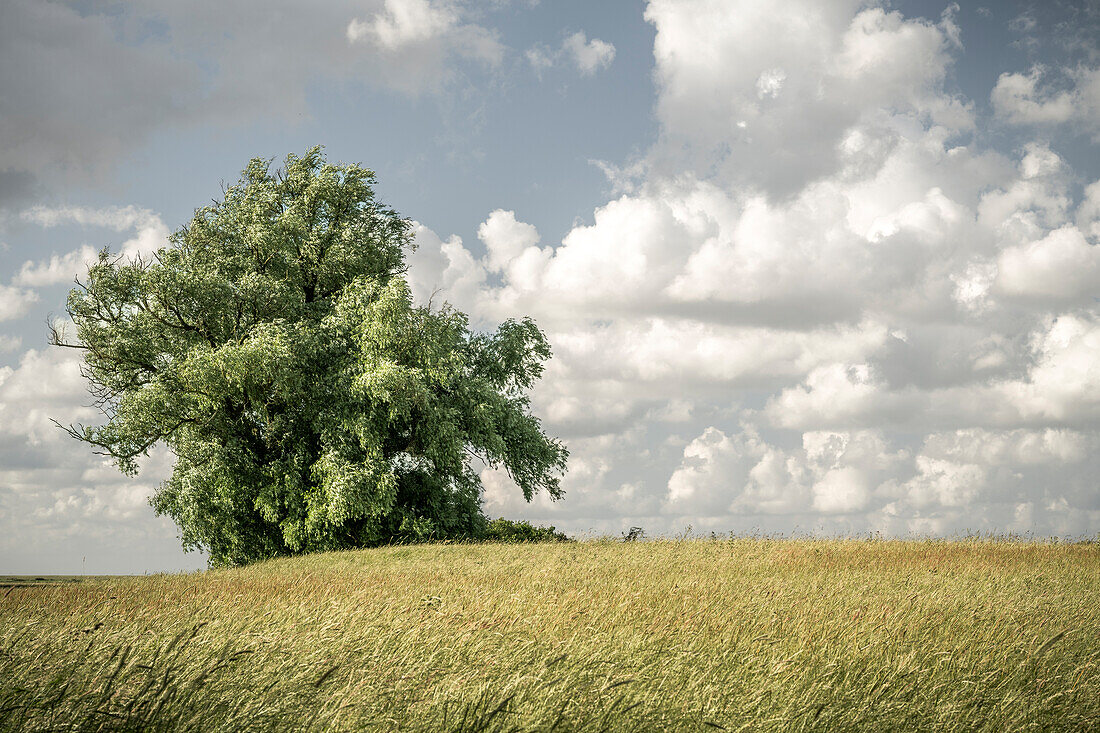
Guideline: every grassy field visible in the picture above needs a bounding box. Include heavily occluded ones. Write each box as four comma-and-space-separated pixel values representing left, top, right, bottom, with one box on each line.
2, 539, 1098, 731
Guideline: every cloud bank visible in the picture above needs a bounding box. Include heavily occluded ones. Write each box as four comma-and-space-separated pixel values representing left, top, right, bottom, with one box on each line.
406, 0, 1100, 538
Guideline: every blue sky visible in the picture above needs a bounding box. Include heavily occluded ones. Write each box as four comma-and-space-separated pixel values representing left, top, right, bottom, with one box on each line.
1, 0, 1099, 573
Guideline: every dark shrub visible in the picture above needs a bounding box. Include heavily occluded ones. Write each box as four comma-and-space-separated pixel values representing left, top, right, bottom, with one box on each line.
483, 518, 571, 543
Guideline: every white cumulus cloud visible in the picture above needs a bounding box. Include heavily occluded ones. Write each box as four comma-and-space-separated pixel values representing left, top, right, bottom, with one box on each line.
0, 285, 38, 322
992, 65, 1100, 137
526, 30, 616, 77
14, 206, 169, 287
563, 31, 616, 76
346, 0, 505, 86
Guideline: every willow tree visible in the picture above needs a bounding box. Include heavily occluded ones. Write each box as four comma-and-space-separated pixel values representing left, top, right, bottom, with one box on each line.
53, 148, 567, 567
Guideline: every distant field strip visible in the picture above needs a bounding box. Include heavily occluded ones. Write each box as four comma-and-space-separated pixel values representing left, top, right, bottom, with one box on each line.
2, 539, 1098, 731
0, 576, 124, 589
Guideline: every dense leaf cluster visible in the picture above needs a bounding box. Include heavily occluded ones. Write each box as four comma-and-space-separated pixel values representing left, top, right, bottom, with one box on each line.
482, 518, 571, 543
56, 148, 567, 566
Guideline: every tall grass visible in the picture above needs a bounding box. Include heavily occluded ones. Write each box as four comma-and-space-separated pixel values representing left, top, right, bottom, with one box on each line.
2, 538, 1098, 731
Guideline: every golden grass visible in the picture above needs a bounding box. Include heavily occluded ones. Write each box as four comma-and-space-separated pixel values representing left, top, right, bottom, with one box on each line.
2, 538, 1098, 731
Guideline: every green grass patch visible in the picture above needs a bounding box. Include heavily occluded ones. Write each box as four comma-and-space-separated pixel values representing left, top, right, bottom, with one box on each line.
2, 539, 1098, 731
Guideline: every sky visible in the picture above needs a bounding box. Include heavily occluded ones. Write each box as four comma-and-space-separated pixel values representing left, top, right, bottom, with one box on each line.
1, 0, 1098, 574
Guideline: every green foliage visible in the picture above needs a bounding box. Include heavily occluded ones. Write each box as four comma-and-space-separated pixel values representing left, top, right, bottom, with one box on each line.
54, 147, 567, 567
483, 517, 571, 543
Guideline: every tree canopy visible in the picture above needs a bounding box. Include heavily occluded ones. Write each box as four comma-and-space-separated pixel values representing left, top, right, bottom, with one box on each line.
53, 148, 567, 567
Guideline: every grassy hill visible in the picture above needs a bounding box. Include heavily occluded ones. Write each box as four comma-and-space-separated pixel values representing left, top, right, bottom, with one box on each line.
2, 538, 1098, 731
